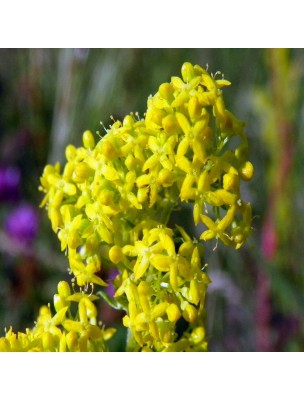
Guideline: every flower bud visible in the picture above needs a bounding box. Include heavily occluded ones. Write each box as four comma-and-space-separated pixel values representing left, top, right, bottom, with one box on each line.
159, 83, 174, 101
223, 173, 239, 191
58, 281, 71, 298
189, 279, 200, 305
66, 331, 78, 351
123, 115, 135, 127
83, 130, 95, 149
65, 145, 77, 161
182, 303, 198, 323
53, 294, 66, 313
157, 169, 174, 187
166, 303, 181, 323
181, 62, 195, 83
240, 161, 254, 181
191, 327, 205, 344
109, 245, 123, 264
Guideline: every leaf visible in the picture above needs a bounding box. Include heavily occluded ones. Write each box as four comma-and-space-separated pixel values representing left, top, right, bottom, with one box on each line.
97, 290, 124, 311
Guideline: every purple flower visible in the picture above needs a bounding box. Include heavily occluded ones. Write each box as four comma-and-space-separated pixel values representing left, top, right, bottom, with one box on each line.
0, 166, 21, 202
4, 204, 39, 245
105, 268, 119, 297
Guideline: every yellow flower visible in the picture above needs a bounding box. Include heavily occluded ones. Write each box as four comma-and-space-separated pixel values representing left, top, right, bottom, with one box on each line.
33, 304, 68, 337
53, 281, 72, 312
143, 133, 177, 172
175, 111, 208, 164
200, 205, 237, 247
230, 202, 253, 249
68, 248, 108, 287
62, 299, 115, 351
57, 205, 83, 252
136, 168, 161, 208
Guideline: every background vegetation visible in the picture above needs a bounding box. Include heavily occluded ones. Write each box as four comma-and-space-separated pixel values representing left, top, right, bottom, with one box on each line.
0, 48, 303, 351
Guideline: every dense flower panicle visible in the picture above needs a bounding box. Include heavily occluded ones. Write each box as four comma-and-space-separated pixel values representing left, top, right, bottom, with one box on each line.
1, 62, 254, 351
39, 62, 253, 263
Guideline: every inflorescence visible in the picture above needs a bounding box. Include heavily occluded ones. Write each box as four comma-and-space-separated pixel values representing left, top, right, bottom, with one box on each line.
0, 62, 254, 352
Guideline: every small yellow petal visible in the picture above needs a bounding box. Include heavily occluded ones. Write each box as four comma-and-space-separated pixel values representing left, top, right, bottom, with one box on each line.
63, 320, 83, 332
150, 254, 171, 272
175, 112, 191, 136
143, 154, 159, 171
134, 257, 150, 280
151, 302, 169, 319
101, 164, 119, 181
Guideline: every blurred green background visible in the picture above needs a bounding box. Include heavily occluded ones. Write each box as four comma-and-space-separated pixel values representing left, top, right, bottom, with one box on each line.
0, 48, 303, 351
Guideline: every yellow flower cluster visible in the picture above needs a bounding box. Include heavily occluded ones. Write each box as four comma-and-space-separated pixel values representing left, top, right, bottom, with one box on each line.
1, 62, 253, 351
0, 281, 115, 351
115, 223, 210, 351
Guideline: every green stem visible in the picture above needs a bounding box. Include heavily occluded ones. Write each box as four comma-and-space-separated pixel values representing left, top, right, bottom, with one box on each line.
126, 328, 139, 352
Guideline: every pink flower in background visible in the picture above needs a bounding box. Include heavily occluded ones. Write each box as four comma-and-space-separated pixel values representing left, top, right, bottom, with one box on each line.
261, 218, 278, 261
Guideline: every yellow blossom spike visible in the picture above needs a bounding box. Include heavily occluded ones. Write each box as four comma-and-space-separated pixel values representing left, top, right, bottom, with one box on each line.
14, 60, 254, 352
